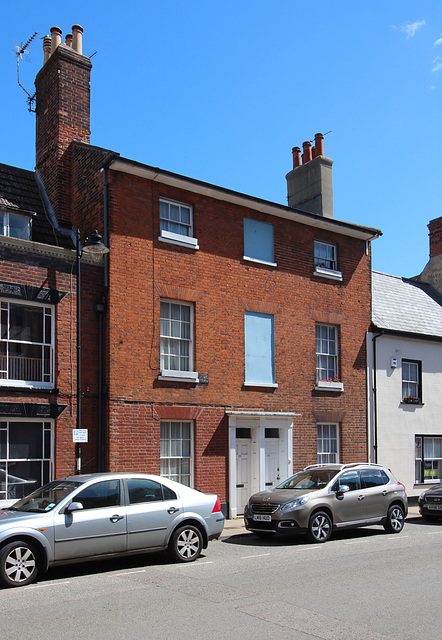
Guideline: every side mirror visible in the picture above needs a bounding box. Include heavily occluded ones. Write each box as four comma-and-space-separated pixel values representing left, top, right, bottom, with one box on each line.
65, 501, 84, 513
337, 485, 350, 494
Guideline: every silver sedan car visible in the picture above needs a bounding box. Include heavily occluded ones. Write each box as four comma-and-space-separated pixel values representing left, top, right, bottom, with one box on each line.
0, 472, 225, 588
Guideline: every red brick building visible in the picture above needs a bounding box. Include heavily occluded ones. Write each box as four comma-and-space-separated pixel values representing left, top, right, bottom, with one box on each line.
1, 26, 381, 516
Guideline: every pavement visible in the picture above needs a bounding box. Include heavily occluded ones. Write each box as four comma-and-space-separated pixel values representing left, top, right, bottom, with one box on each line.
220, 503, 421, 539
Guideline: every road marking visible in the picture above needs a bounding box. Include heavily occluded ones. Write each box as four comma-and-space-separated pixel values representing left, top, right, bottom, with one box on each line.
241, 553, 271, 559
27, 581, 71, 589
428, 531, 442, 535
345, 541, 366, 545
175, 561, 214, 567
114, 569, 146, 576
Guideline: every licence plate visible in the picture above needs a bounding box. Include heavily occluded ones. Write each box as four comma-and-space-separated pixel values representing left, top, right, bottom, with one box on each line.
253, 514, 271, 522
428, 504, 442, 510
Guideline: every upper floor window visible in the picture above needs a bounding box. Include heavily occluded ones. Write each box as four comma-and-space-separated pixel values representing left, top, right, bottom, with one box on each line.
0, 210, 31, 241
317, 423, 339, 464
0, 300, 54, 388
314, 240, 342, 281
402, 360, 422, 404
315, 324, 343, 391
159, 301, 198, 382
243, 218, 276, 266
244, 311, 277, 387
159, 199, 198, 250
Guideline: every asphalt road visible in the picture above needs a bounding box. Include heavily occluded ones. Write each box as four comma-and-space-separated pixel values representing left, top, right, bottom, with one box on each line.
1, 515, 440, 640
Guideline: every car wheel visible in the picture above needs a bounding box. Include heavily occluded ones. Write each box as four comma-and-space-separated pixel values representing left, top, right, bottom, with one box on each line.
383, 505, 405, 533
0, 541, 39, 588
168, 525, 203, 562
307, 511, 332, 543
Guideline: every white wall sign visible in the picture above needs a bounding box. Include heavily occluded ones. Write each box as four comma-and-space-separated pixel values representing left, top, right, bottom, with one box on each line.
73, 429, 88, 443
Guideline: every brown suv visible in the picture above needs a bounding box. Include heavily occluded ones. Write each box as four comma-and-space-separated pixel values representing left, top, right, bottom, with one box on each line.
244, 463, 408, 543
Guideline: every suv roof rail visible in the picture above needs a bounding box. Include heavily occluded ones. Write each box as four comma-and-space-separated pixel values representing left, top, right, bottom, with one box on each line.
303, 464, 345, 470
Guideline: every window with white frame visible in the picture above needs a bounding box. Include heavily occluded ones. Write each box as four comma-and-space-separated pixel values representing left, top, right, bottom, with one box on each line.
402, 360, 422, 403
314, 240, 342, 280
315, 324, 339, 383
160, 421, 193, 487
317, 423, 339, 463
160, 301, 197, 381
0, 210, 31, 241
0, 300, 54, 387
415, 436, 442, 483
314, 241, 337, 270
243, 218, 276, 266
0, 420, 52, 501
244, 311, 277, 387
159, 199, 198, 249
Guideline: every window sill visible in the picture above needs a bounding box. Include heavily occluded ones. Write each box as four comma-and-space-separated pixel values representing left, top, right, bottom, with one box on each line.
243, 256, 277, 268
314, 266, 343, 281
159, 230, 199, 250
158, 370, 199, 383
243, 381, 278, 388
401, 399, 423, 406
0, 381, 55, 391
315, 380, 344, 392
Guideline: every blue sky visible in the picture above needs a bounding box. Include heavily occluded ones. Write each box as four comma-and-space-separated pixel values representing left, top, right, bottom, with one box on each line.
2, 1, 441, 278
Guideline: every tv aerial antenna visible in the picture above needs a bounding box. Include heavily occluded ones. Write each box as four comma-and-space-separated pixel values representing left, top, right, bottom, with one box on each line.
15, 31, 38, 112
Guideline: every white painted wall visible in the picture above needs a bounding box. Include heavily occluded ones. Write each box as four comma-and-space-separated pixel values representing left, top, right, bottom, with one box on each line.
368, 332, 442, 497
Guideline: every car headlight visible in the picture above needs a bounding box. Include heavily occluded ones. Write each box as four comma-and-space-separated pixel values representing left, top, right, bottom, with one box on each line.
280, 496, 309, 512
418, 491, 426, 503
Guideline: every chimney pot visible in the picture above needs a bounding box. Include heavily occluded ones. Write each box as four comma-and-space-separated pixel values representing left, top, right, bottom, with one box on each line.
50, 26, 62, 54
292, 147, 301, 169
314, 133, 324, 157
43, 35, 52, 64
72, 24, 83, 55
302, 141, 312, 164
66, 33, 73, 48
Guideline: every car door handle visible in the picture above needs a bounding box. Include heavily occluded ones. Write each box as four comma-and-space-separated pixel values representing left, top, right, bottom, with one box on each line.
358, 495, 365, 501
382, 490, 388, 496
167, 507, 180, 514
110, 514, 124, 523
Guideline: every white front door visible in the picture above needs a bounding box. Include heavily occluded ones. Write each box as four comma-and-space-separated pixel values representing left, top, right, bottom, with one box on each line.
265, 439, 280, 489
236, 439, 251, 514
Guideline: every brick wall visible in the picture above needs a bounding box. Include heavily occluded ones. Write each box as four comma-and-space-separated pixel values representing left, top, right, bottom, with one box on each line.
100, 169, 371, 501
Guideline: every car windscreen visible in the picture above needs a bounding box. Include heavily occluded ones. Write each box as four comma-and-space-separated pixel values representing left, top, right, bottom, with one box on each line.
8, 480, 82, 513
276, 469, 337, 490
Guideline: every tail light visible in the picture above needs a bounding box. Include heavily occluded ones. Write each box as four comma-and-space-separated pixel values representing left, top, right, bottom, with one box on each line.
212, 496, 221, 513
398, 482, 406, 491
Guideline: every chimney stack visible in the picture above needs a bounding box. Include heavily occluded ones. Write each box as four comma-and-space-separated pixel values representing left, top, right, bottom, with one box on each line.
286, 133, 333, 218
35, 24, 91, 219
416, 217, 442, 295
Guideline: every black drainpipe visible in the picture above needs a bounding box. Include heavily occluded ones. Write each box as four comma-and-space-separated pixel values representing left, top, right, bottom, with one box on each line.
371, 330, 384, 464
97, 157, 115, 471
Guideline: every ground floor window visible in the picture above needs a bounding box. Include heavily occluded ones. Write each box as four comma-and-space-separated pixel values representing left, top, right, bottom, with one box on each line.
317, 423, 339, 464
415, 436, 442, 483
160, 421, 193, 487
0, 420, 52, 501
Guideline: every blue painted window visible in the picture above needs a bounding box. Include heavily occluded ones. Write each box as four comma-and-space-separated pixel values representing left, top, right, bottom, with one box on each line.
243, 218, 274, 264
244, 311, 275, 385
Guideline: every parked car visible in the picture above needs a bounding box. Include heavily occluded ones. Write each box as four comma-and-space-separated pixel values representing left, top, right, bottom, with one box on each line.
418, 484, 442, 520
244, 463, 407, 543
0, 472, 224, 588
